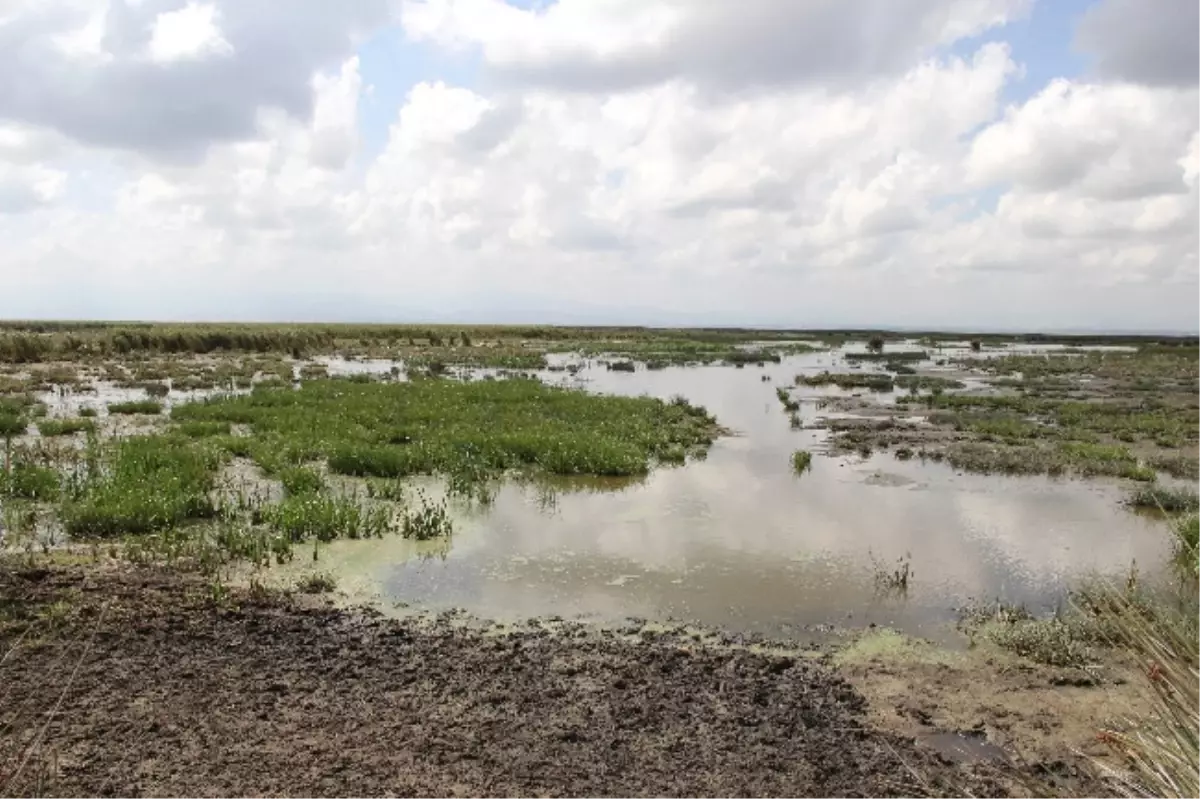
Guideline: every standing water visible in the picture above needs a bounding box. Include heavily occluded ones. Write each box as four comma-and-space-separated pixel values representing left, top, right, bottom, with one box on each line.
298, 350, 1168, 642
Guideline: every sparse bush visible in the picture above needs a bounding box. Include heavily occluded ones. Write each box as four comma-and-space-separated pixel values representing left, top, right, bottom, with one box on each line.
791, 449, 812, 475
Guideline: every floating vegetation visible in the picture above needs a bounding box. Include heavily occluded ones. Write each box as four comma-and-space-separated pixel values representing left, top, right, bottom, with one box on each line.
791, 449, 812, 475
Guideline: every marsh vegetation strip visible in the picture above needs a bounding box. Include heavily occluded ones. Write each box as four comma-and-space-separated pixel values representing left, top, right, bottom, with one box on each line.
250, 353, 1166, 641
172, 377, 721, 478
0, 329, 1189, 644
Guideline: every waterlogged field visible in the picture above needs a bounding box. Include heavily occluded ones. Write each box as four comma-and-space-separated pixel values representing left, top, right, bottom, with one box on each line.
0, 323, 1195, 643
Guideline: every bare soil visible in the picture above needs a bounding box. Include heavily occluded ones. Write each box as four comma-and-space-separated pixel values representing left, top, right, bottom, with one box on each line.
835, 630, 1145, 792
0, 562, 1024, 798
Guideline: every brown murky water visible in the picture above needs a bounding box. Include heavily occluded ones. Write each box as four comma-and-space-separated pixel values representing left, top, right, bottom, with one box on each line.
280, 345, 1169, 642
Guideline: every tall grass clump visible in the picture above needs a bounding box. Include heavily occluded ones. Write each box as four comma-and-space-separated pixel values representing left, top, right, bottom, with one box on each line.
36, 417, 95, 437
107, 399, 163, 415
174, 419, 232, 438
0, 461, 60, 500
279, 465, 325, 497
1085, 582, 1199, 798
260, 495, 391, 541
60, 436, 222, 536
1127, 486, 1200, 514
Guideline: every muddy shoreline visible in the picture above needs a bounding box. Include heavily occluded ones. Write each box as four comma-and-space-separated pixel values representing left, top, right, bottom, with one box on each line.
0, 560, 1112, 798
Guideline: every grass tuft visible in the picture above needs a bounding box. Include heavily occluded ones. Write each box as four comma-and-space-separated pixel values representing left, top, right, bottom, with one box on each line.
107, 399, 163, 415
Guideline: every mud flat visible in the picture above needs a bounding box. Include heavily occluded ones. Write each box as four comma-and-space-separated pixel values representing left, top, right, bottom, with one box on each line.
0, 561, 1069, 798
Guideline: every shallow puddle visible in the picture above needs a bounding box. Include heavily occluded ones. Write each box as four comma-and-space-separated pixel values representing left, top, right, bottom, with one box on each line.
278, 350, 1170, 642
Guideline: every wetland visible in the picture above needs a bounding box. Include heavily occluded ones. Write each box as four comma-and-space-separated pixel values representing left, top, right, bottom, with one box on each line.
0, 322, 1196, 796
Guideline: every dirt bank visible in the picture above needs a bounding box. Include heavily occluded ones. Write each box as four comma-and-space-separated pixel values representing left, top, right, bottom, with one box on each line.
0, 562, 1024, 798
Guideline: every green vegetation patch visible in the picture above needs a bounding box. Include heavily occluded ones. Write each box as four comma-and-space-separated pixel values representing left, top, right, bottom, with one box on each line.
107, 399, 163, 415
797, 372, 894, 391
172, 378, 721, 480
0, 462, 60, 500
36, 417, 96, 437
60, 436, 222, 537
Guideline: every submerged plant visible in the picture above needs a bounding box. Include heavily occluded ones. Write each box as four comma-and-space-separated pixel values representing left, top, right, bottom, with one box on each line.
871, 551, 912, 597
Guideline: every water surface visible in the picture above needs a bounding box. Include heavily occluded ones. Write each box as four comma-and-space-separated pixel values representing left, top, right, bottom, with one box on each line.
292, 349, 1169, 641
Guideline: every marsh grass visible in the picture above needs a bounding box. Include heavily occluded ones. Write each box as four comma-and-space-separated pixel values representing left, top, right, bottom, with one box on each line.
797, 372, 894, 391
36, 418, 95, 437
0, 462, 60, 500
260, 494, 391, 541
776, 387, 800, 412
278, 465, 325, 497
174, 420, 232, 438
791, 449, 812, 475
60, 436, 221, 536
400, 490, 453, 540
1126, 486, 1200, 514
107, 399, 163, 415
173, 378, 720, 481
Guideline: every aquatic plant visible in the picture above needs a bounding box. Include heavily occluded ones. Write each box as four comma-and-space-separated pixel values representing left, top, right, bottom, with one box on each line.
1126, 486, 1200, 514
776, 387, 800, 412
260, 494, 391, 542
791, 449, 812, 475
60, 436, 221, 537
400, 491, 453, 540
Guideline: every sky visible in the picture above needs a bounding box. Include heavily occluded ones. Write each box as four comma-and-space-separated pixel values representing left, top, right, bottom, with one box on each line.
0, 0, 1196, 332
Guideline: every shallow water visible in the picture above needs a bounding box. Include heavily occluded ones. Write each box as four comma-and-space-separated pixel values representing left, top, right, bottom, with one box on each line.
284, 349, 1170, 642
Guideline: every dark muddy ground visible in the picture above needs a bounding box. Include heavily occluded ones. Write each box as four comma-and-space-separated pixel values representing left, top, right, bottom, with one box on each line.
0, 562, 1101, 798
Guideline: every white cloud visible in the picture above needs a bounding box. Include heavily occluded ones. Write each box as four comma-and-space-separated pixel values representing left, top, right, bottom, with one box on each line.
0, 0, 1195, 331
147, 3, 233, 63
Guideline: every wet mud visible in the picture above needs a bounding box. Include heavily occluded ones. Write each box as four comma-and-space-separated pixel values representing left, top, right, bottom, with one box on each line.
0, 562, 1025, 798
